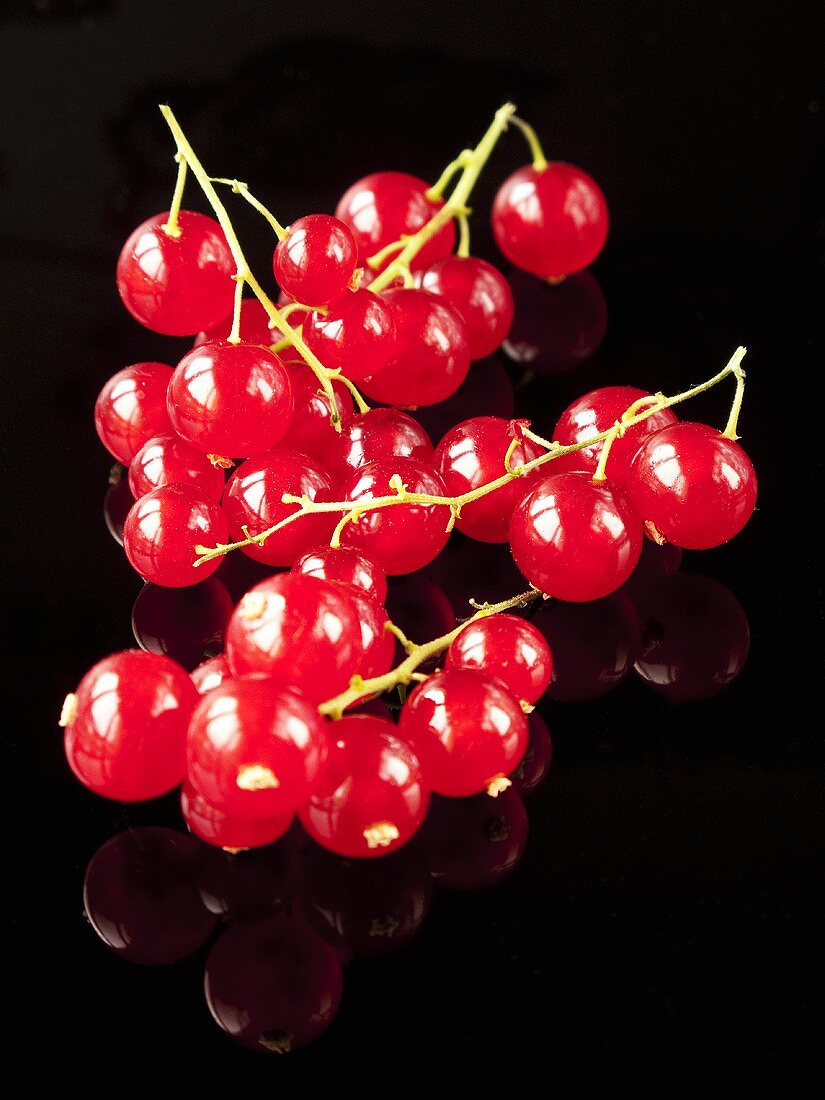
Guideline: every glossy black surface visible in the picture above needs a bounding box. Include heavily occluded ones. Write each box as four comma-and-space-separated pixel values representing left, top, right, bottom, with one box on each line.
4, 0, 822, 1080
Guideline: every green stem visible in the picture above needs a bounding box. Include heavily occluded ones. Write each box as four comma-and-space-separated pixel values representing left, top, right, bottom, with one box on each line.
209, 176, 288, 239
456, 210, 471, 258
510, 115, 548, 172
227, 276, 245, 344
722, 361, 747, 439
425, 148, 473, 201
161, 154, 187, 237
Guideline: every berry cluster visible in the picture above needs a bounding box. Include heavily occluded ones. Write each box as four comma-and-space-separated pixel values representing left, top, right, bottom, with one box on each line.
65, 102, 757, 871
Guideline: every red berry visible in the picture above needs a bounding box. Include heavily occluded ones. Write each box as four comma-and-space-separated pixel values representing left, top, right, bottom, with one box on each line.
358, 288, 470, 407
131, 576, 233, 669
63, 650, 197, 801
335, 171, 455, 272
339, 456, 451, 575
324, 407, 433, 486
94, 362, 173, 465
416, 255, 514, 359
303, 287, 396, 382
273, 214, 358, 307
116, 210, 235, 335
550, 386, 679, 485
434, 415, 545, 543
299, 715, 429, 858
292, 545, 387, 604
129, 433, 226, 502
503, 270, 607, 375
627, 422, 758, 549
225, 573, 360, 702
222, 449, 337, 567
510, 472, 643, 601
191, 653, 231, 694
194, 299, 277, 347
399, 668, 528, 797
279, 362, 354, 463
446, 613, 552, 705
336, 584, 394, 681
181, 782, 294, 850
167, 341, 293, 458
123, 484, 228, 587
510, 711, 553, 796
492, 163, 608, 278
186, 677, 329, 819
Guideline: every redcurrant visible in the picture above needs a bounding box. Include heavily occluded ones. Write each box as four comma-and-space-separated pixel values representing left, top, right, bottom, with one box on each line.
129, 433, 226, 502
94, 362, 173, 465
416, 255, 514, 359
446, 613, 552, 704
123, 484, 228, 587
273, 214, 358, 307
292, 545, 388, 604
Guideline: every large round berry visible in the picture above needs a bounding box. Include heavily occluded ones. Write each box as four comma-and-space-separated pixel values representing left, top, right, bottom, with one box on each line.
358, 288, 470, 407
129, 433, 226, 502
492, 162, 608, 278
116, 210, 235, 335
626, 422, 758, 549
123, 484, 228, 587
292, 545, 387, 604
186, 677, 329, 819
225, 574, 360, 702
273, 214, 358, 308
335, 171, 455, 272
446, 613, 552, 705
324, 407, 433, 485
222, 449, 336, 566
339, 456, 451, 575
299, 715, 429, 858
94, 362, 173, 465
167, 341, 293, 458
510, 472, 643, 601
278, 362, 354, 463
63, 650, 197, 801
303, 287, 396, 382
416, 255, 514, 359
434, 415, 545, 543
399, 668, 528, 797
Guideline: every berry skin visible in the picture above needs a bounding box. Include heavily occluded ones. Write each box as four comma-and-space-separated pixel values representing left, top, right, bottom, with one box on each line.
627, 422, 758, 549
303, 287, 396, 382
551, 386, 679, 486
116, 210, 235, 335
186, 677, 329, 820
194, 298, 277, 347
358, 288, 470, 407
222, 449, 337, 566
337, 585, 395, 681
510, 472, 643, 601
434, 415, 545, 543
446, 613, 552, 705
335, 171, 455, 272
299, 715, 430, 858
415, 255, 514, 359
129, 433, 226, 502
292, 545, 387, 604
63, 650, 197, 801
181, 782, 294, 850
273, 214, 358, 307
167, 341, 293, 458
339, 456, 452, 575
492, 162, 609, 278
399, 668, 528, 797
279, 362, 354, 463
191, 654, 232, 694
131, 576, 233, 669
94, 362, 173, 465
324, 407, 434, 486
503, 270, 607, 375
225, 574, 360, 702
123, 484, 228, 587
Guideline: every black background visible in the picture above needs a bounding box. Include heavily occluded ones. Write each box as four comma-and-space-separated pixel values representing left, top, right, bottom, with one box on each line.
2, 0, 822, 1081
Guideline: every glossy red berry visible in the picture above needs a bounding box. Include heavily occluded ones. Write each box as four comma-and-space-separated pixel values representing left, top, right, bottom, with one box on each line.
399, 668, 528, 797
94, 362, 173, 465
434, 415, 545, 542
116, 210, 235, 335
129, 433, 226, 502
324, 407, 433, 486
222, 449, 337, 566
186, 676, 329, 819
492, 163, 609, 278
503, 270, 608, 375
63, 650, 197, 801
303, 287, 396, 382
225, 574, 360, 702
416, 255, 514, 359
167, 341, 293, 458
510, 472, 643, 601
292, 545, 387, 604
194, 298, 277, 347
627, 422, 758, 549
123, 484, 228, 587
279, 362, 354, 463
335, 171, 455, 272
358, 288, 470, 407
550, 386, 678, 485
446, 613, 552, 704
131, 577, 233, 669
191, 653, 232, 694
273, 214, 358, 307
299, 715, 429, 858
181, 782, 294, 850
339, 456, 451, 575
338, 585, 394, 681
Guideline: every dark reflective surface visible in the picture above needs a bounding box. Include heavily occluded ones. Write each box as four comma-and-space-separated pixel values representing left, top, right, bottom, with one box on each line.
7, 0, 822, 1078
